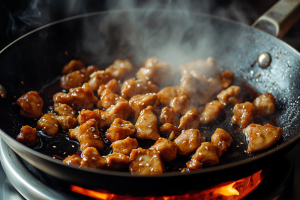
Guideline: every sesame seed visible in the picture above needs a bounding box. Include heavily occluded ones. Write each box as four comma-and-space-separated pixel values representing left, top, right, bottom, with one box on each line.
53, 146, 56, 149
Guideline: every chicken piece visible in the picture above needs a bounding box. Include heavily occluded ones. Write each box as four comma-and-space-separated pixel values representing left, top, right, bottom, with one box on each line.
97, 88, 126, 110
243, 123, 283, 153
129, 148, 164, 175
80, 147, 106, 169
105, 118, 136, 143
186, 159, 203, 170
53, 92, 72, 105
97, 79, 120, 96
178, 57, 220, 78
54, 103, 76, 117
111, 137, 138, 156
81, 65, 99, 82
150, 138, 178, 162
77, 109, 101, 125
220, 70, 235, 89
178, 110, 199, 130
105, 153, 130, 170
69, 83, 98, 110
37, 113, 59, 136
159, 107, 179, 126
60, 70, 84, 90
120, 78, 159, 100
190, 142, 219, 166
159, 123, 181, 138
62, 60, 85, 75
69, 119, 104, 151
217, 86, 241, 105
170, 95, 196, 116
129, 93, 158, 121
211, 128, 233, 157
199, 100, 224, 124
99, 101, 132, 128
16, 125, 38, 146
63, 154, 82, 166
253, 93, 276, 116
157, 86, 187, 106
105, 59, 133, 80
88, 70, 113, 91
136, 57, 173, 85
174, 129, 203, 155
57, 116, 77, 130
135, 106, 160, 140
16, 91, 44, 118
231, 101, 256, 128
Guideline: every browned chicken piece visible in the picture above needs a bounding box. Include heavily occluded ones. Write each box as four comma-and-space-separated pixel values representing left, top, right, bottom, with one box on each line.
211, 128, 233, 157
105, 59, 133, 80
63, 154, 82, 166
88, 70, 113, 91
159, 107, 179, 126
174, 129, 203, 155
97, 88, 126, 110
217, 86, 241, 105
253, 93, 276, 116
60, 70, 84, 90
69, 83, 98, 110
111, 137, 138, 156
99, 101, 132, 128
37, 113, 59, 136
80, 147, 106, 169
243, 123, 283, 153
136, 57, 173, 85
77, 109, 101, 125
186, 159, 203, 170
129, 148, 164, 175
105, 153, 130, 170
53, 92, 71, 105
81, 65, 99, 82
159, 123, 181, 138
231, 101, 256, 128
150, 138, 178, 162
97, 79, 120, 96
57, 116, 77, 130
120, 78, 159, 100
105, 118, 136, 143
199, 100, 224, 124
220, 70, 235, 89
170, 95, 196, 116
129, 93, 158, 121
189, 142, 219, 166
135, 106, 160, 140
16, 125, 38, 146
62, 60, 85, 75
178, 110, 199, 130
178, 57, 221, 78
16, 91, 44, 118
157, 86, 187, 106
54, 103, 76, 117
69, 119, 104, 151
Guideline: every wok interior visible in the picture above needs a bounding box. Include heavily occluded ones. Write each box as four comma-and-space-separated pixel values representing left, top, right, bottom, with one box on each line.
1, 10, 300, 173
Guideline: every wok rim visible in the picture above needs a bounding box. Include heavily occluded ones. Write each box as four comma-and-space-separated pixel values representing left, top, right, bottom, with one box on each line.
1, 8, 300, 179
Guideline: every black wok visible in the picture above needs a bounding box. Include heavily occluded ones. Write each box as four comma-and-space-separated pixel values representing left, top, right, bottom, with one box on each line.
1, 8, 300, 196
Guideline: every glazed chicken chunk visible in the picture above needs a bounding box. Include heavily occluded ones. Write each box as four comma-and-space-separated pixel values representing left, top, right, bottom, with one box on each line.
37, 113, 59, 136
243, 123, 283, 153
80, 147, 106, 169
129, 148, 164, 175
211, 128, 233, 157
150, 138, 178, 162
62, 60, 85, 75
97, 79, 120, 96
77, 109, 101, 125
81, 65, 99, 82
69, 119, 104, 151
54, 103, 76, 117
174, 129, 203, 155
217, 85, 241, 105
199, 100, 224, 124
135, 106, 160, 140
157, 86, 187, 106
159, 123, 181, 139
105, 59, 133, 80
178, 109, 199, 130
253, 93, 275, 116
105, 118, 136, 143
88, 70, 113, 91
220, 70, 235, 89
188, 142, 219, 167
97, 88, 126, 110
120, 78, 159, 100
231, 101, 256, 128
57, 116, 77, 130
16, 91, 44, 118
105, 153, 130, 170
63, 154, 82, 166
111, 137, 138, 156
170, 95, 196, 116
16, 125, 38, 146
159, 107, 179, 127
60, 70, 84, 90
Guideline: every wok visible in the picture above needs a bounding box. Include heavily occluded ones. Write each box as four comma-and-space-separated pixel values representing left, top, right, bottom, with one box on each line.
1, 2, 300, 196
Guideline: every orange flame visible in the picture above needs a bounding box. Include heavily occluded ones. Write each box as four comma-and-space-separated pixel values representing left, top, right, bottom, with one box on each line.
213, 181, 239, 196
70, 185, 114, 200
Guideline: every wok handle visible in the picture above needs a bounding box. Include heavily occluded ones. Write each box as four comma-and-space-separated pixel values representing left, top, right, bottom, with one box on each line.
252, 0, 300, 38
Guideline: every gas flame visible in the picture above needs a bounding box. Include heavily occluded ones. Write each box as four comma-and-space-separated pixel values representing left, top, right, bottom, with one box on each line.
213, 181, 239, 196
70, 185, 114, 200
